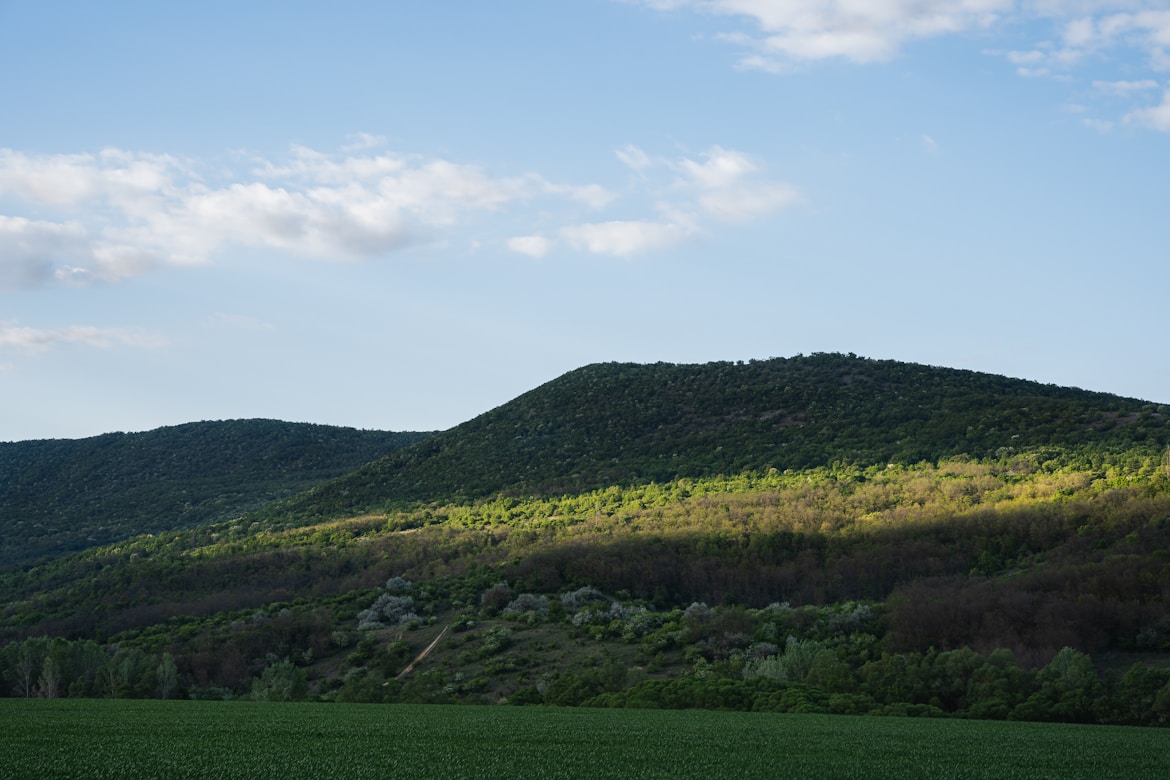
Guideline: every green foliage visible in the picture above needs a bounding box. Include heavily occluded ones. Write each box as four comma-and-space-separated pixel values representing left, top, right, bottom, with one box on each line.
0, 420, 432, 565
4, 355, 1170, 729
262, 354, 1170, 519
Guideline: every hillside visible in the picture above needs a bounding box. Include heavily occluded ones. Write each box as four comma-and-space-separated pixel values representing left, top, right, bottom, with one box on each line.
3, 355, 1170, 725
262, 353, 1167, 523
0, 420, 433, 565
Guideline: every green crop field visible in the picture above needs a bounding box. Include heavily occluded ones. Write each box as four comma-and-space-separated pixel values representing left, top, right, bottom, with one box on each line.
1, 700, 1167, 779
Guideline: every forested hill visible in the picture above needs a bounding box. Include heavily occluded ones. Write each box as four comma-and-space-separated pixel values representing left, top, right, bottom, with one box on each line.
0, 420, 433, 565
264, 353, 1168, 522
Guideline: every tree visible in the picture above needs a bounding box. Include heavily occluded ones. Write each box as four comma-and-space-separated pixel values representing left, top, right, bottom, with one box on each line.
35, 655, 61, 699
157, 653, 179, 699
250, 659, 308, 702
8, 638, 48, 698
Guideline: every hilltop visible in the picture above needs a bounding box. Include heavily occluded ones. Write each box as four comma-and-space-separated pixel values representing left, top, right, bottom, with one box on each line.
261, 353, 1166, 523
0, 419, 433, 565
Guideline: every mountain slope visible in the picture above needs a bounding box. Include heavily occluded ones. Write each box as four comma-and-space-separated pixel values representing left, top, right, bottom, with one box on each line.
4, 355, 1170, 717
264, 354, 1168, 522
0, 419, 433, 565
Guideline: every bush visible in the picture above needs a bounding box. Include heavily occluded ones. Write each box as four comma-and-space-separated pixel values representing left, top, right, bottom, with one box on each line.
250, 660, 308, 702
503, 594, 549, 616
357, 594, 421, 630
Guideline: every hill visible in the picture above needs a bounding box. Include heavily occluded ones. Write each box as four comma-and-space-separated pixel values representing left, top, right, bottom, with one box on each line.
262, 353, 1167, 522
3, 354, 1170, 725
0, 419, 433, 565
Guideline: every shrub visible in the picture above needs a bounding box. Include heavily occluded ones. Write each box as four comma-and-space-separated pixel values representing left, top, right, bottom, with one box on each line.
503, 594, 549, 616
250, 659, 308, 702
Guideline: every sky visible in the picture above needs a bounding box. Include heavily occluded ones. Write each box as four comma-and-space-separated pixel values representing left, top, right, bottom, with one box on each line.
2, 1, 1169, 442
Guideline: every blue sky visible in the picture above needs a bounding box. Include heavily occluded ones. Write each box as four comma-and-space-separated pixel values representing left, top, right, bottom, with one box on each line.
2, 1, 1169, 441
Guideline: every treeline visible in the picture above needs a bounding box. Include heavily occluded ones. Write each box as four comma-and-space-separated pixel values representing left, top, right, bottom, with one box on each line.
9, 583, 1161, 729
567, 646, 1170, 728
0, 606, 337, 701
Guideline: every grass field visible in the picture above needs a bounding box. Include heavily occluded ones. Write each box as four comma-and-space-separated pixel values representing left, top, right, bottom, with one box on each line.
1, 700, 1167, 779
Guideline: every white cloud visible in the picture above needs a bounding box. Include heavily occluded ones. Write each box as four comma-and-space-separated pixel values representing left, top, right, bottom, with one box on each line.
341, 132, 389, 152
698, 181, 801, 221
630, 2, 1170, 128
1063, 10, 1170, 54
0, 216, 88, 289
1006, 49, 1047, 65
616, 144, 655, 174
0, 321, 167, 352
672, 146, 802, 221
635, 1, 1170, 68
562, 144, 801, 252
0, 215, 158, 289
733, 53, 793, 73
507, 235, 552, 258
0, 144, 616, 286
676, 145, 759, 188
0, 140, 798, 274
631, 0, 1013, 64
537, 179, 617, 210
1082, 117, 1116, 131
561, 219, 694, 256
1093, 78, 1160, 93
1125, 87, 1170, 128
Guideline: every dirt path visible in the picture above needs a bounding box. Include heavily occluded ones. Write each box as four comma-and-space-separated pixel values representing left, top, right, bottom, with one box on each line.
396, 624, 451, 679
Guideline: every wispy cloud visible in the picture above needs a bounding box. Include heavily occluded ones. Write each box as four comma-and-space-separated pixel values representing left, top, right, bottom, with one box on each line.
560, 219, 695, 256
506, 235, 553, 258
0, 321, 167, 352
630, 1, 1170, 129
1093, 78, 1160, 95
630, 0, 1011, 66
1125, 87, 1170, 129
561, 143, 801, 257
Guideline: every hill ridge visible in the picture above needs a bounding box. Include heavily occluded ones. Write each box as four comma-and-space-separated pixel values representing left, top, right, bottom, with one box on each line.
256, 353, 1167, 524
0, 418, 433, 565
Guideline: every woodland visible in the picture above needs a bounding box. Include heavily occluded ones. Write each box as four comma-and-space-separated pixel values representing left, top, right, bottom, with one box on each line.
2, 354, 1169, 726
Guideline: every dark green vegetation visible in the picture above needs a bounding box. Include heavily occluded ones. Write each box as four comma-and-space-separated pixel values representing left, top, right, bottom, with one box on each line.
3, 699, 1167, 779
2, 354, 1170, 729
0, 419, 432, 565
264, 354, 1167, 519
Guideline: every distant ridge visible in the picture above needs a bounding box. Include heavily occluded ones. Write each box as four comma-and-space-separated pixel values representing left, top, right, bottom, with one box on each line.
262, 353, 1168, 522
0, 419, 433, 564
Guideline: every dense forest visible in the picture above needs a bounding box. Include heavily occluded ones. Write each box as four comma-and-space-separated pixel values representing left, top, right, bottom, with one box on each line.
258, 354, 1166, 522
2, 354, 1169, 726
0, 420, 432, 565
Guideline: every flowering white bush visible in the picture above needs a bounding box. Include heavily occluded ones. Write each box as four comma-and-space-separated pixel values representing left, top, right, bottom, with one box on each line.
356, 594, 420, 631
560, 586, 605, 609
503, 593, 549, 615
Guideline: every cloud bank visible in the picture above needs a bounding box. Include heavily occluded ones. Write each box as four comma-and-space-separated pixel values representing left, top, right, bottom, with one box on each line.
1, 140, 800, 280
0, 144, 542, 280
0, 144, 615, 288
